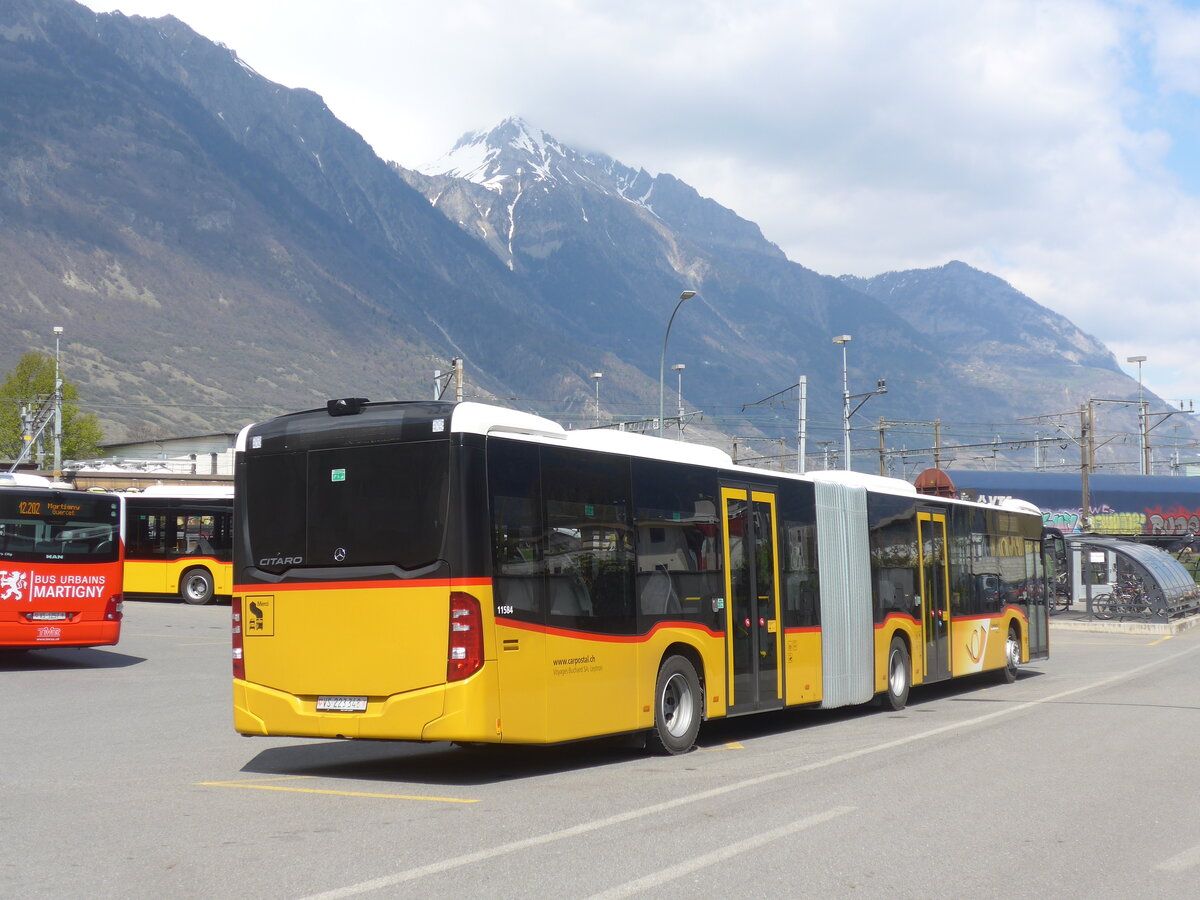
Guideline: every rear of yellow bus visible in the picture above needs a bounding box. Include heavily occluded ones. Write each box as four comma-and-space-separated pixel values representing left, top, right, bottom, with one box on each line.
232, 399, 499, 743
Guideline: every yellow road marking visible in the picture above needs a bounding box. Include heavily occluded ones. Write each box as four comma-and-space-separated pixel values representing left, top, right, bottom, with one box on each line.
1150, 635, 1175, 646
702, 742, 744, 752
124, 632, 205, 638
123, 633, 230, 646
198, 776, 478, 803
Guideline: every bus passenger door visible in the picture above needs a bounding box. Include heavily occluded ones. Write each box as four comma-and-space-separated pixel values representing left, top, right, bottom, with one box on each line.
917, 511, 951, 682
721, 486, 783, 714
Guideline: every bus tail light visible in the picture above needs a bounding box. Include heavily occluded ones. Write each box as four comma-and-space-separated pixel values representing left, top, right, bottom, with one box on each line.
447, 592, 483, 682
104, 594, 123, 621
232, 597, 245, 680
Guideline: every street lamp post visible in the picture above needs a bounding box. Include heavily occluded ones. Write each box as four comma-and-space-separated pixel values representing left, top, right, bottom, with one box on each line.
672, 363, 686, 439
1127, 354, 1148, 474
591, 372, 603, 427
52, 326, 64, 478
659, 291, 696, 437
833, 335, 852, 466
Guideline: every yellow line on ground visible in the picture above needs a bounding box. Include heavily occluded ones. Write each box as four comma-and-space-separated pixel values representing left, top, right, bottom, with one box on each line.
1150, 634, 1176, 646
197, 778, 478, 804
124, 632, 204, 638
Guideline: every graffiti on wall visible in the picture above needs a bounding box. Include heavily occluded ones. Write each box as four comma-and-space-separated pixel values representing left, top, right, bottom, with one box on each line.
1145, 506, 1200, 535
964, 490, 1200, 536
1035, 506, 1199, 535
1037, 504, 1123, 534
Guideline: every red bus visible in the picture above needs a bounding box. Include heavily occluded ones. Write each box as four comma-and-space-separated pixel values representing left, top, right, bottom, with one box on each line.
0, 477, 123, 649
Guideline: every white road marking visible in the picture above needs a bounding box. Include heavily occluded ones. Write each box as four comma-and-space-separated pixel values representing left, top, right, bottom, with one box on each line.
299, 644, 1200, 900
1157, 843, 1200, 872
585, 806, 856, 899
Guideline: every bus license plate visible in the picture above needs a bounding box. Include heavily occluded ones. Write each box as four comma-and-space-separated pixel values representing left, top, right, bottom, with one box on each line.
28, 612, 68, 621
316, 696, 368, 713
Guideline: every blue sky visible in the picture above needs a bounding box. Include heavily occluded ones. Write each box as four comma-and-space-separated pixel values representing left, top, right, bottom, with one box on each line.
84, 0, 1200, 405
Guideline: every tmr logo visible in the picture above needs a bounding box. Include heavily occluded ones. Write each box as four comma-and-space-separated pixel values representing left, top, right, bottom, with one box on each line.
0, 569, 29, 603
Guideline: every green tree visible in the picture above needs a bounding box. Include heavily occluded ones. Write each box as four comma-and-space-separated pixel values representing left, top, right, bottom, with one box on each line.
0, 352, 104, 463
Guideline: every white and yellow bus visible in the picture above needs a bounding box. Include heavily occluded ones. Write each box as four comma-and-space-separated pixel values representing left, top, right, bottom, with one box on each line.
232, 400, 1051, 754
122, 486, 233, 605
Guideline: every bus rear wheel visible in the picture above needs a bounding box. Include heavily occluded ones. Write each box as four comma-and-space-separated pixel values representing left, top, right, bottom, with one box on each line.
180, 568, 215, 605
999, 626, 1020, 684
646, 655, 701, 755
883, 635, 911, 710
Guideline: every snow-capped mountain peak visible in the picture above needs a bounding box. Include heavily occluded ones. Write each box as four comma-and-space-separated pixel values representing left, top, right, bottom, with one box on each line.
420, 116, 649, 201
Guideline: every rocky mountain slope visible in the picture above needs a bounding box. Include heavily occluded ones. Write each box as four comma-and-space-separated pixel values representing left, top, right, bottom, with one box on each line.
0, 0, 1168, 466
842, 262, 1135, 411
401, 119, 1144, 442
1, 0, 592, 438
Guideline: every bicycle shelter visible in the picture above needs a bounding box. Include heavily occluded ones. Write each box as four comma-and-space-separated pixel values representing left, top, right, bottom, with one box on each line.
1068, 536, 1199, 622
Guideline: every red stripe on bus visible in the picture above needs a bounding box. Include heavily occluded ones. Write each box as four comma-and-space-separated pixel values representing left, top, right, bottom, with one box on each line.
953, 606, 1029, 623
497, 617, 723, 643
875, 612, 919, 629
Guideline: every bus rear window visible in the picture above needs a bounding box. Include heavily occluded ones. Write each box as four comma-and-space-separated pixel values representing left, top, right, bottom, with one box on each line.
244, 441, 450, 572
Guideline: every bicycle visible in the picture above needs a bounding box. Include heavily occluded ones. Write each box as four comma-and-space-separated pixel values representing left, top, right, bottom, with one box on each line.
1050, 588, 1071, 614
1090, 587, 1151, 620
1048, 573, 1071, 614
1091, 592, 1116, 619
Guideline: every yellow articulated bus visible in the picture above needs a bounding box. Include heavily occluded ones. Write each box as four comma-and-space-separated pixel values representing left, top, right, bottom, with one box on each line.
232, 400, 1051, 754
121, 486, 233, 605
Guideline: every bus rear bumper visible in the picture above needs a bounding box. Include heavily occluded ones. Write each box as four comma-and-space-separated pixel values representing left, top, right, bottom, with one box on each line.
0, 622, 120, 649
232, 668, 501, 743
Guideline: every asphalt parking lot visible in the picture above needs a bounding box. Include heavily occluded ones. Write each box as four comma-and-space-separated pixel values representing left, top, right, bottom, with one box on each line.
6, 600, 1200, 899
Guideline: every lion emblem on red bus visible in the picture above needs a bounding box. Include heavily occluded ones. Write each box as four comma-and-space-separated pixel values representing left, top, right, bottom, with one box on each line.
1, 569, 29, 603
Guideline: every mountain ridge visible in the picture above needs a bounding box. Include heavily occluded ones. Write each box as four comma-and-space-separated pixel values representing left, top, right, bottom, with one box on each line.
400, 117, 1144, 442
1, 0, 1176, 468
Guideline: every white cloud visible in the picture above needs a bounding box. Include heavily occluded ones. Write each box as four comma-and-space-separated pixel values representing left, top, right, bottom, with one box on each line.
84, 0, 1200, 402
1146, 0, 1200, 93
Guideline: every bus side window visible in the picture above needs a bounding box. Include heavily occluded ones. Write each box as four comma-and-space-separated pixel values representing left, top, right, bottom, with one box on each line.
777, 481, 819, 629
488, 438, 546, 624
541, 446, 635, 635
866, 494, 920, 623
631, 458, 722, 632
492, 499, 544, 618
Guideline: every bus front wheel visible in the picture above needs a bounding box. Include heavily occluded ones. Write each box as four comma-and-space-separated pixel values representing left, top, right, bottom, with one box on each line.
646, 655, 701, 755
180, 568, 215, 605
884, 635, 911, 710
